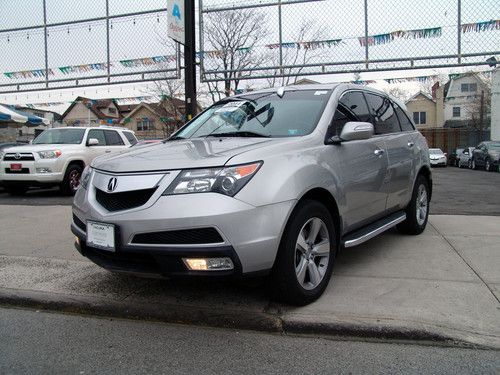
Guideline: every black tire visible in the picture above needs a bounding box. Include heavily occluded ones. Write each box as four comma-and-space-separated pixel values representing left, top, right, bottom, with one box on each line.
5, 185, 28, 196
60, 164, 83, 196
397, 174, 430, 235
272, 200, 337, 306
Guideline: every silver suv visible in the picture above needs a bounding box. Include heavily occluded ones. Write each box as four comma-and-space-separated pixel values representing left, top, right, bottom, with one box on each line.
72, 84, 432, 305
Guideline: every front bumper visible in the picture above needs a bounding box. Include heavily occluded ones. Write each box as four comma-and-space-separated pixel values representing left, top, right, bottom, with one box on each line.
430, 159, 446, 166
0, 160, 64, 185
72, 190, 295, 277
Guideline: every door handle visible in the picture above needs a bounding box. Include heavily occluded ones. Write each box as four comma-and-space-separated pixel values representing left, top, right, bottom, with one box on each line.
407, 141, 415, 148
374, 149, 385, 156
105, 150, 111, 153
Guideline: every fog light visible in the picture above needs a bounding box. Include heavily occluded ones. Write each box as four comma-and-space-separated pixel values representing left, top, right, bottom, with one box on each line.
36, 167, 52, 173
183, 257, 234, 271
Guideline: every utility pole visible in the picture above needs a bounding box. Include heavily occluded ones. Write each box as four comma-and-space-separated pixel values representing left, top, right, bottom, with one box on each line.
184, 0, 197, 121
479, 90, 484, 141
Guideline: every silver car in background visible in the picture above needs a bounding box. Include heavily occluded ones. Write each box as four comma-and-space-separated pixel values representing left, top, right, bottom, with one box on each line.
429, 148, 447, 167
72, 84, 432, 305
458, 147, 475, 168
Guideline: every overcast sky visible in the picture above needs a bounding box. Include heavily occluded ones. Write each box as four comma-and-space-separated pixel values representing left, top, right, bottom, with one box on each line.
0, 0, 498, 112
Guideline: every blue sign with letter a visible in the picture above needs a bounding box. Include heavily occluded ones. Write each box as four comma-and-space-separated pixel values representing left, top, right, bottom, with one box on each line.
172, 4, 182, 21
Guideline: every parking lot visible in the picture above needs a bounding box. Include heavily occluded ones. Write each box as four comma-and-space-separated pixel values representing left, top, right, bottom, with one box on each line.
1, 166, 499, 215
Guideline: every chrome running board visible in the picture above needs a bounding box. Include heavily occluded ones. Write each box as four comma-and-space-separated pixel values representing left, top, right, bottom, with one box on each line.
342, 212, 406, 248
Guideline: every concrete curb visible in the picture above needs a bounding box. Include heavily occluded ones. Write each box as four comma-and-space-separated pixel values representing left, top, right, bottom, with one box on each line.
0, 288, 283, 333
2, 288, 498, 350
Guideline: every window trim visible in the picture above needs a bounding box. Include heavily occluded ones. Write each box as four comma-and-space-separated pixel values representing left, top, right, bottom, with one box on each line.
363, 92, 404, 136
452, 106, 461, 118
86, 129, 107, 146
103, 129, 125, 146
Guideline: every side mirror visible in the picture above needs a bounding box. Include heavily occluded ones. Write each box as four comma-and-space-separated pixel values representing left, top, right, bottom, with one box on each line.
338, 122, 374, 142
87, 138, 99, 146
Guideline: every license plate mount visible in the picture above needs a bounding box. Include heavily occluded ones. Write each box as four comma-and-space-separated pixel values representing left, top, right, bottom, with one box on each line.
86, 221, 116, 252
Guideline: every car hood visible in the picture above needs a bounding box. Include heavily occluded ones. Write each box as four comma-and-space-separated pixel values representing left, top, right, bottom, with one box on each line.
92, 137, 277, 173
1, 144, 78, 154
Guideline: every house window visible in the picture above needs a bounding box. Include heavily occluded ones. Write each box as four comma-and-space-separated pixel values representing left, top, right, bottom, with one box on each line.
412, 111, 427, 125
452, 106, 461, 117
137, 119, 155, 131
108, 107, 117, 114
461, 83, 477, 93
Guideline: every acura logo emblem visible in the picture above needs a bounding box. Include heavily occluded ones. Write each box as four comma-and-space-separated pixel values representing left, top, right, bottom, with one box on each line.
107, 177, 117, 192
14, 153, 21, 160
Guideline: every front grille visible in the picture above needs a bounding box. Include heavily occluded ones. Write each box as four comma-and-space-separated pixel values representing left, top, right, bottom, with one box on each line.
95, 187, 157, 212
5, 168, 30, 174
73, 214, 86, 232
3, 153, 35, 161
132, 227, 224, 245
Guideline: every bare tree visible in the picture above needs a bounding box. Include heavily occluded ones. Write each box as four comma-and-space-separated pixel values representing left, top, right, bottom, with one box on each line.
266, 19, 329, 87
464, 81, 492, 130
203, 9, 269, 97
383, 86, 411, 101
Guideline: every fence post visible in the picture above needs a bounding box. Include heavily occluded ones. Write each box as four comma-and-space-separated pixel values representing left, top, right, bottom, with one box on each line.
457, 0, 461, 64
106, 0, 110, 83
364, 0, 369, 69
42, 0, 49, 88
278, 0, 283, 75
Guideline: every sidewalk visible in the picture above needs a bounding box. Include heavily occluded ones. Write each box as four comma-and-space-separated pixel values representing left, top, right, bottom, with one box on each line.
0, 205, 499, 348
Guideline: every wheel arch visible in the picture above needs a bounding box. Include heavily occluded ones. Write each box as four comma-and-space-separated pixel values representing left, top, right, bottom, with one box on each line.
293, 187, 342, 246
416, 165, 432, 201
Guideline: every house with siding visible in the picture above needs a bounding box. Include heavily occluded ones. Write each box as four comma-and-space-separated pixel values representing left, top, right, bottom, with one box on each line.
442, 72, 490, 128
60, 97, 121, 127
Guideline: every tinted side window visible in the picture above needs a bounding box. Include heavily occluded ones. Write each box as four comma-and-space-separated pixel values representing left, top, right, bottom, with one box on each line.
87, 129, 106, 146
365, 94, 401, 134
104, 130, 124, 146
329, 91, 370, 137
123, 132, 138, 145
394, 103, 415, 132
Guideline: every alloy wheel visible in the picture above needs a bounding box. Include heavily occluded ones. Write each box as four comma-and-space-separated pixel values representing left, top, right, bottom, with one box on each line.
416, 184, 428, 226
294, 217, 330, 290
69, 170, 81, 192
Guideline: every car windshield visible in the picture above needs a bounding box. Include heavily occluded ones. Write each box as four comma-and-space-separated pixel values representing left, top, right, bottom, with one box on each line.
488, 143, 500, 149
33, 128, 85, 145
429, 149, 444, 155
171, 90, 331, 139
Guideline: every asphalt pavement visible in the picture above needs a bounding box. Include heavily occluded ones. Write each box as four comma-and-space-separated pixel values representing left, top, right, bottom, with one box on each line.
1, 307, 499, 375
0, 166, 499, 352
1, 167, 499, 214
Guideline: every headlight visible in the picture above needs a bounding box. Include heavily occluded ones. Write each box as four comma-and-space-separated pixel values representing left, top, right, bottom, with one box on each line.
80, 166, 92, 190
38, 150, 62, 159
163, 161, 262, 197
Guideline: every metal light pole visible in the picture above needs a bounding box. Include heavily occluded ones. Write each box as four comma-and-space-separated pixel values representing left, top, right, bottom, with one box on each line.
184, 0, 197, 121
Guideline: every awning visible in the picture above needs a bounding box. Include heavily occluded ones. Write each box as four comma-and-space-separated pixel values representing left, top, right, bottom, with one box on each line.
0, 104, 50, 126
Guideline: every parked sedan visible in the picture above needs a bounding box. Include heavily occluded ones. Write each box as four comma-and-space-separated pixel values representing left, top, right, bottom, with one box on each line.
457, 147, 475, 168
429, 148, 447, 167
448, 148, 463, 167
471, 141, 500, 171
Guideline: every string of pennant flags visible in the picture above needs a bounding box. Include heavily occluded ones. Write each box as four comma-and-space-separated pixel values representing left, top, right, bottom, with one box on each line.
3, 55, 177, 80
197, 18, 498, 58
358, 27, 442, 47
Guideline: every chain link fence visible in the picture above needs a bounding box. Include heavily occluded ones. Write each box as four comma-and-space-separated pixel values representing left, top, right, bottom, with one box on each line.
0, 0, 180, 94
199, 0, 500, 88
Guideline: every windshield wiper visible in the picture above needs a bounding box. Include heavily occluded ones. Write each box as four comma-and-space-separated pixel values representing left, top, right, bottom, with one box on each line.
166, 135, 185, 141
205, 131, 270, 138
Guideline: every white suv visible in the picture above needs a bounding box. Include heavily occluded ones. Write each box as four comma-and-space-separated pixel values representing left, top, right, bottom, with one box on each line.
0, 126, 137, 195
